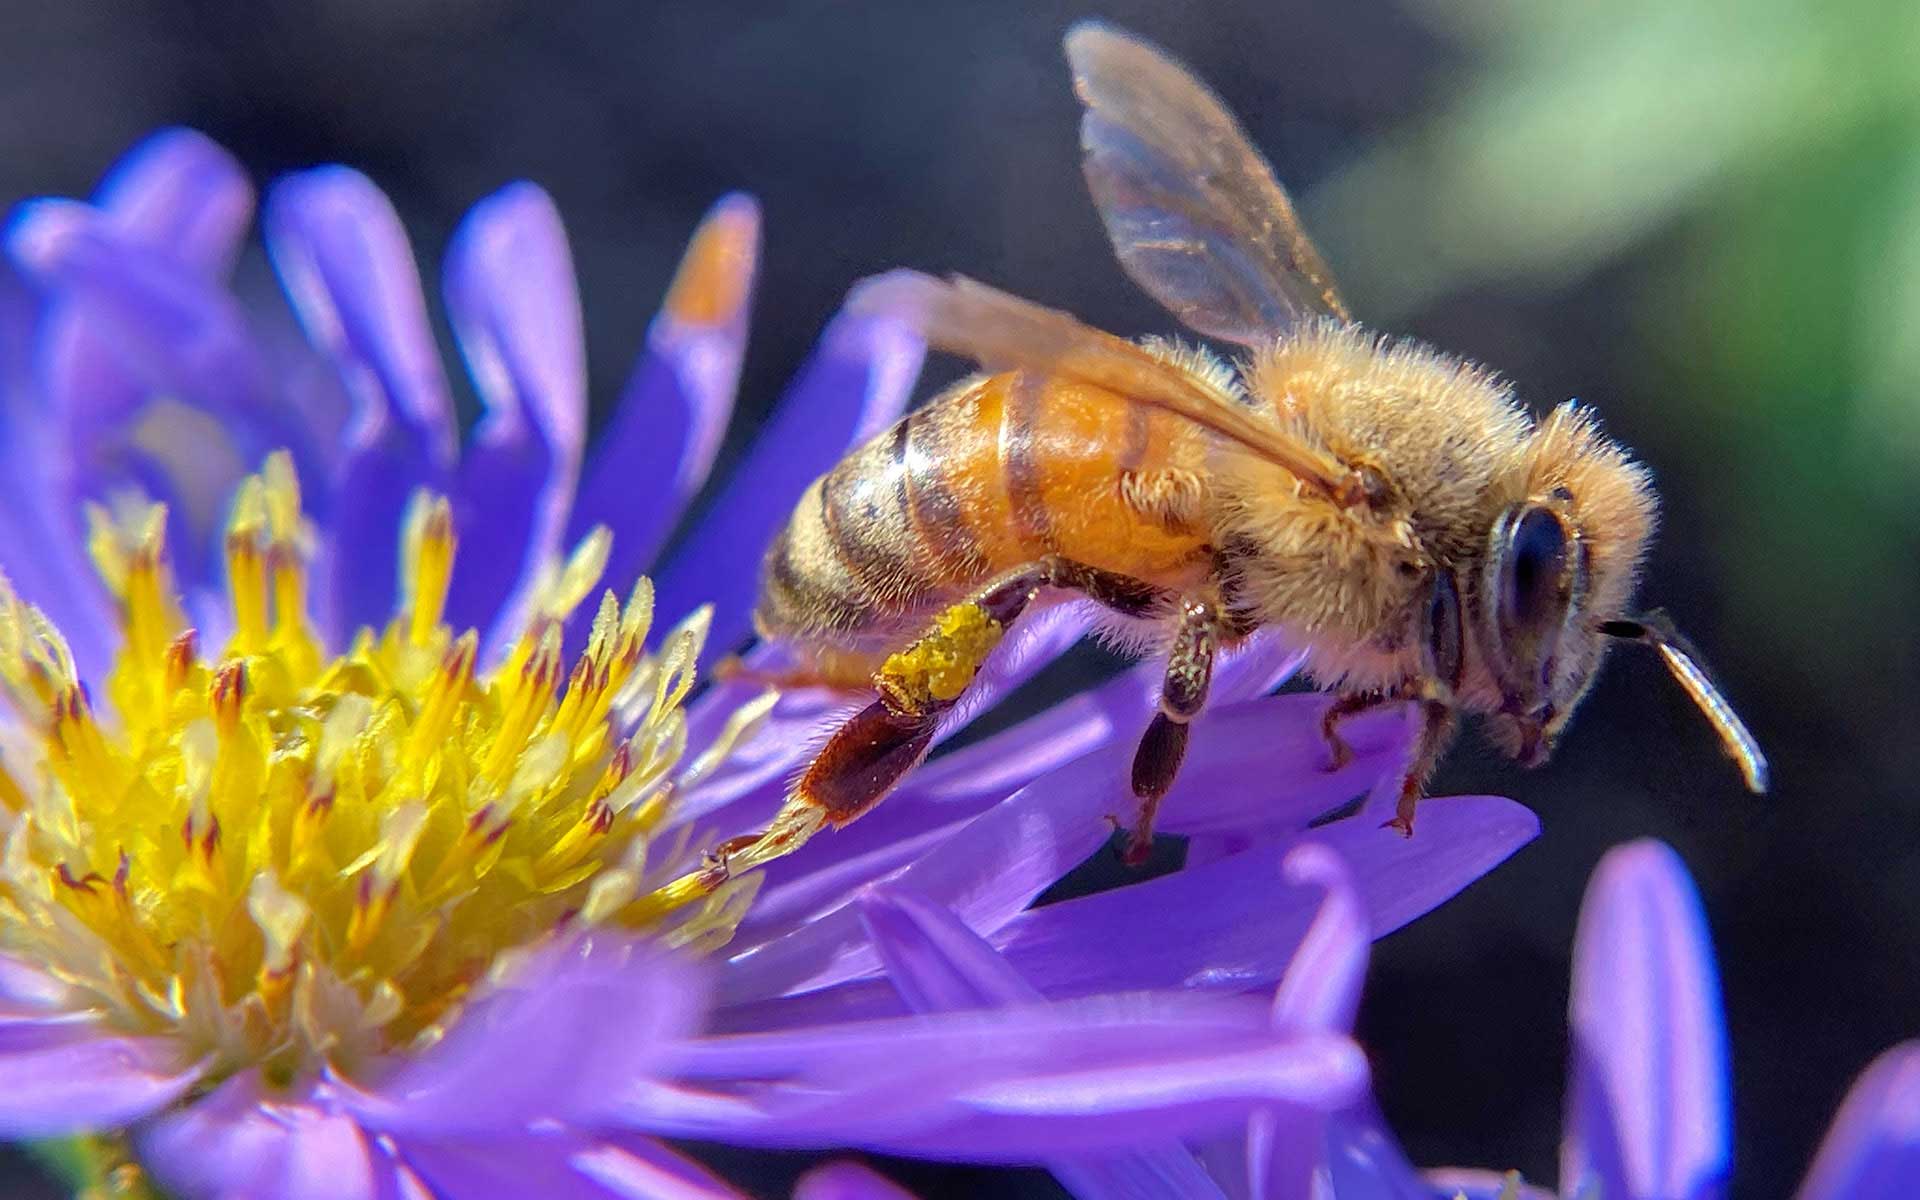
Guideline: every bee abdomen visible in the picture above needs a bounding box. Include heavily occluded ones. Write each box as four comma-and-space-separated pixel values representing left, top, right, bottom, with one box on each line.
757, 399, 994, 643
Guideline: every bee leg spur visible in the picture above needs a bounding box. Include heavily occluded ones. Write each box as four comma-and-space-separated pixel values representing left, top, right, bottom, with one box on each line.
1124, 598, 1218, 866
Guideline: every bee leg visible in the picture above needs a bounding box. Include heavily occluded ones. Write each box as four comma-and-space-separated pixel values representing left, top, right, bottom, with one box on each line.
1383, 694, 1458, 837
1318, 689, 1389, 773
1124, 597, 1219, 866
714, 644, 881, 693
704, 568, 1062, 884
709, 559, 1176, 883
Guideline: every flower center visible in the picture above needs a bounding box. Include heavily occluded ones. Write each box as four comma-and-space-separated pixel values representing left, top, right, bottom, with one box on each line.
0, 453, 769, 1084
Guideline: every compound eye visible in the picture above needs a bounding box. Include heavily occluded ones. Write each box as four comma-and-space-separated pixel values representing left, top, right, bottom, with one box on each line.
1498, 505, 1571, 642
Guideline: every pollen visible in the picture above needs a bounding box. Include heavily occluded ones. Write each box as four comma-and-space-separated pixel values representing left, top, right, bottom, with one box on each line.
877, 601, 1005, 710
0, 452, 770, 1084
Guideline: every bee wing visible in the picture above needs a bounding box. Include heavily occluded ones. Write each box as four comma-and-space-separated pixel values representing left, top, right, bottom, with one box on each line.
1066, 22, 1350, 346
852, 270, 1353, 497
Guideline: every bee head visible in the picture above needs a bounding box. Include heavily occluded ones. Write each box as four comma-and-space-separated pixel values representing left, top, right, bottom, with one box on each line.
1476, 402, 1656, 766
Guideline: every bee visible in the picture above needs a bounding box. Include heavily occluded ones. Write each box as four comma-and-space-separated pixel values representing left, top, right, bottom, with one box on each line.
714, 21, 1765, 876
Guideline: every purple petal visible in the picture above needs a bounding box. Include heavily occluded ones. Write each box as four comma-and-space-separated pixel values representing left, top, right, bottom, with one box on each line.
684, 589, 1280, 867
392, 1127, 747, 1200
1302, 793, 1538, 937
682, 610, 1288, 937
0, 955, 74, 1015
320, 433, 435, 637
858, 888, 1218, 1200
0, 1031, 201, 1137
795, 1161, 921, 1200
569, 194, 759, 598
440, 183, 587, 650
138, 1075, 401, 1200
1053, 1155, 1227, 1200
677, 601, 1098, 844
651, 305, 923, 665
1250, 1103, 1436, 1200
10, 201, 311, 591
714, 737, 1130, 1006
925, 600, 1100, 745
859, 885, 1045, 1011
716, 693, 1407, 1007
1157, 696, 1414, 840
0, 1008, 99, 1051
856, 1029, 1365, 1160
266, 167, 455, 632
1267, 845, 1368, 1035
628, 995, 1364, 1160
719, 793, 1530, 1034
344, 936, 707, 1134
94, 127, 253, 278
265, 167, 454, 454
1794, 1042, 1920, 1200
694, 661, 1120, 953
0, 421, 113, 679
1563, 840, 1730, 1200
1210, 628, 1307, 705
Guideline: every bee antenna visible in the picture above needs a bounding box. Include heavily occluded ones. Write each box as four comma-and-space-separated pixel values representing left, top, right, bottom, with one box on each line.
1601, 611, 1769, 793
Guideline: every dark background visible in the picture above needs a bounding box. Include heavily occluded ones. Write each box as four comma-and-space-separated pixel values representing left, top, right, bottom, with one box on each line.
3, 1, 1916, 1196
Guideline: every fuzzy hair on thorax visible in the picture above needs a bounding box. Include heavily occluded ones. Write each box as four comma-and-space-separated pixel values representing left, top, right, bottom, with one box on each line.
1213, 320, 1656, 712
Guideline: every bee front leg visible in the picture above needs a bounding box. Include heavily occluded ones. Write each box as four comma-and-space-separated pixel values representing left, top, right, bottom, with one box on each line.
1125, 597, 1220, 867
1385, 694, 1458, 837
1387, 567, 1468, 835
1319, 689, 1389, 773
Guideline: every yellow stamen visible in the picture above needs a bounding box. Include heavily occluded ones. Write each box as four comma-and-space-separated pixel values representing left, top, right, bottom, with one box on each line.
400, 492, 456, 647
225, 477, 271, 655
0, 455, 771, 1083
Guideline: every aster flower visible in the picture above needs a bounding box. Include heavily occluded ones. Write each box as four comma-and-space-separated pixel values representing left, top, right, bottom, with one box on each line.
787, 840, 1920, 1200
1424, 840, 1920, 1200
0, 128, 1521, 1200
727, 842, 1386, 1196
0, 127, 1559, 1197
1113, 836, 1919, 1200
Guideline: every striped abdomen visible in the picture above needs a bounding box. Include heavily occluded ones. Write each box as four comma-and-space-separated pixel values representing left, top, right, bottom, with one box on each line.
755, 370, 1214, 651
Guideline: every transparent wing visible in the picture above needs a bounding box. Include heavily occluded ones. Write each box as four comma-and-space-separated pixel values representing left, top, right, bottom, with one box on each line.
1066, 22, 1350, 345
852, 270, 1353, 498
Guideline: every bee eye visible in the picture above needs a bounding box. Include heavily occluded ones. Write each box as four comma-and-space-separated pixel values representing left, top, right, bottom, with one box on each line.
1498, 505, 1571, 640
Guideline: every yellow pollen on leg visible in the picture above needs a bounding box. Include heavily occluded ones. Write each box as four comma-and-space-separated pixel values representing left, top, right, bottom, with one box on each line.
877, 601, 1006, 711
0, 455, 774, 1083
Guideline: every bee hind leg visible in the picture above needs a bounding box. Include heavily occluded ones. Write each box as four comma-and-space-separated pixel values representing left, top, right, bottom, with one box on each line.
704, 566, 1063, 884
709, 557, 1180, 883
1124, 597, 1221, 866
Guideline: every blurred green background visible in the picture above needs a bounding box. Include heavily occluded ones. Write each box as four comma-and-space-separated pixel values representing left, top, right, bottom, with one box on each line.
1, 0, 1916, 1195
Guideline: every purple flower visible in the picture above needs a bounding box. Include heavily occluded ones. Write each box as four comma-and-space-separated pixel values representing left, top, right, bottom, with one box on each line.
789, 840, 1920, 1200
714, 842, 1389, 1197
1187, 838, 1917, 1200
0, 128, 1541, 1198
1425, 841, 1920, 1200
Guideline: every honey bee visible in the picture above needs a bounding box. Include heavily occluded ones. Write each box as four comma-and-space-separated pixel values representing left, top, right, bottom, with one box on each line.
714, 21, 1765, 876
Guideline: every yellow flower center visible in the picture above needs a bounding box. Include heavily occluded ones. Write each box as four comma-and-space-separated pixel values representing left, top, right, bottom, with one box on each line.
0, 453, 770, 1085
